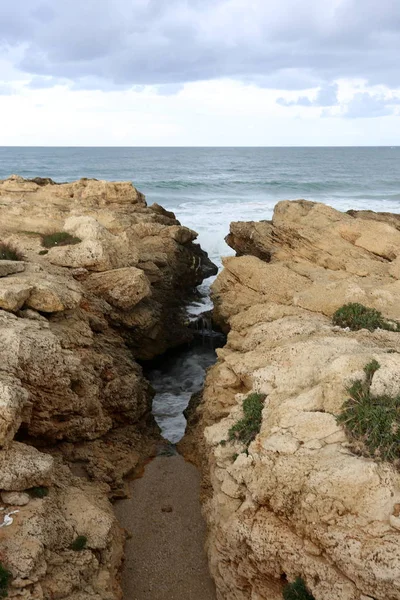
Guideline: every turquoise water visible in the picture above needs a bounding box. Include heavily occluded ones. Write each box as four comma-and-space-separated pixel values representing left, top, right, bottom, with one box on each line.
1, 147, 400, 262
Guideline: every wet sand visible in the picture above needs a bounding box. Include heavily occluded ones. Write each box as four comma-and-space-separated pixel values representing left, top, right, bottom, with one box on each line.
114, 454, 216, 600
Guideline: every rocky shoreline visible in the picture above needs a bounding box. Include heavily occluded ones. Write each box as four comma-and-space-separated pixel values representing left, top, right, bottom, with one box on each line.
0, 175, 216, 599
186, 200, 400, 600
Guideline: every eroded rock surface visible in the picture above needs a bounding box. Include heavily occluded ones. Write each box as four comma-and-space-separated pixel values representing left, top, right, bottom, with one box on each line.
190, 201, 400, 600
0, 176, 216, 599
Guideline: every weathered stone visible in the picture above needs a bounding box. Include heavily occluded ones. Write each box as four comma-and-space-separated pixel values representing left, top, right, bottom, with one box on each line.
26, 276, 82, 313
1, 491, 30, 506
194, 200, 400, 600
0, 442, 54, 490
0, 175, 216, 600
0, 376, 30, 447
0, 279, 33, 311
86, 267, 151, 310
0, 260, 25, 277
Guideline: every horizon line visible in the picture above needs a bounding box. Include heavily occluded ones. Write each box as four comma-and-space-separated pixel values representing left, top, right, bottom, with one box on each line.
0, 145, 398, 149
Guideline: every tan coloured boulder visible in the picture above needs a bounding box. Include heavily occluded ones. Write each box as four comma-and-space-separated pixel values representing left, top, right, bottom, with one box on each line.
0, 442, 54, 490
1, 466, 124, 599
26, 275, 82, 312
0, 376, 30, 447
86, 267, 151, 310
48, 216, 139, 271
0, 260, 25, 277
61, 486, 116, 549
1, 490, 30, 505
162, 225, 198, 244
0, 279, 33, 311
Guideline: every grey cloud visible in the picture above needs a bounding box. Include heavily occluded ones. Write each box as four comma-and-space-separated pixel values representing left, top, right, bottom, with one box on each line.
28, 75, 67, 89
277, 84, 338, 107
343, 92, 396, 118
1, 0, 400, 92
277, 96, 312, 107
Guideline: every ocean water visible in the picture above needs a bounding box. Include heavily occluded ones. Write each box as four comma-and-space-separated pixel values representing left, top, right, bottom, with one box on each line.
1, 147, 400, 267
2, 146, 400, 441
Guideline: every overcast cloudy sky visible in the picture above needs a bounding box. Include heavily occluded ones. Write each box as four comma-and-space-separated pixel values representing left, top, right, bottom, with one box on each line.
1, 0, 400, 145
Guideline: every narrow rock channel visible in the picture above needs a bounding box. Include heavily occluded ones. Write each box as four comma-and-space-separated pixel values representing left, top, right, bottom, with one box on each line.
114, 319, 222, 599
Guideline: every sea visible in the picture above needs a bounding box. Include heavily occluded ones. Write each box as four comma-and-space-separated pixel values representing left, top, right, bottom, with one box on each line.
2, 146, 400, 441
1, 146, 400, 268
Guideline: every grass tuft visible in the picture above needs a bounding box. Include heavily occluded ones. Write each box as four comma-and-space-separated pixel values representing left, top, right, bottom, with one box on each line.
0, 562, 11, 598
41, 232, 81, 248
332, 302, 400, 332
0, 242, 24, 261
228, 393, 265, 448
27, 486, 49, 498
338, 360, 400, 462
283, 577, 315, 600
71, 535, 87, 551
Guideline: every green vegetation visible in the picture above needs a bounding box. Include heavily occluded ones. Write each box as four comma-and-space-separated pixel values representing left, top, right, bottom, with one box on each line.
283, 577, 315, 600
338, 360, 400, 462
27, 486, 49, 498
228, 393, 265, 448
0, 562, 12, 598
38, 249, 48, 255
332, 303, 400, 332
41, 232, 81, 248
0, 242, 24, 261
71, 535, 87, 551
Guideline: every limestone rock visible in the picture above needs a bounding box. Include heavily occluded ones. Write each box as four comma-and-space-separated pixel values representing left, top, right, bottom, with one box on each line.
0, 260, 25, 277
195, 200, 400, 600
0, 279, 33, 311
162, 225, 197, 244
1, 466, 124, 599
0, 175, 217, 358
48, 216, 139, 272
1, 490, 30, 505
0, 175, 217, 599
61, 486, 116, 550
86, 267, 151, 310
0, 376, 30, 447
25, 275, 82, 313
0, 442, 54, 490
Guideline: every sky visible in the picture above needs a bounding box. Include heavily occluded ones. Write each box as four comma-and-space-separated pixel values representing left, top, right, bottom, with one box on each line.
1, 0, 400, 146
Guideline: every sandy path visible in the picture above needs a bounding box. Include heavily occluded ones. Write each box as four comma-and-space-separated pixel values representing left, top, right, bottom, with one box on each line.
114, 454, 216, 600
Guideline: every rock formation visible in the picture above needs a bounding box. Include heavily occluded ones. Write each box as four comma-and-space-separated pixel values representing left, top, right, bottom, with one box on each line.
190, 200, 400, 600
0, 175, 216, 599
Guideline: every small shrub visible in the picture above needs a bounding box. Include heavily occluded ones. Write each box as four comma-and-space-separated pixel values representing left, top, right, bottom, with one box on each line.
0, 242, 24, 261
0, 562, 12, 598
332, 303, 400, 332
228, 393, 265, 447
283, 577, 315, 600
41, 232, 81, 248
27, 486, 49, 498
38, 249, 48, 255
71, 535, 87, 551
338, 360, 400, 462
